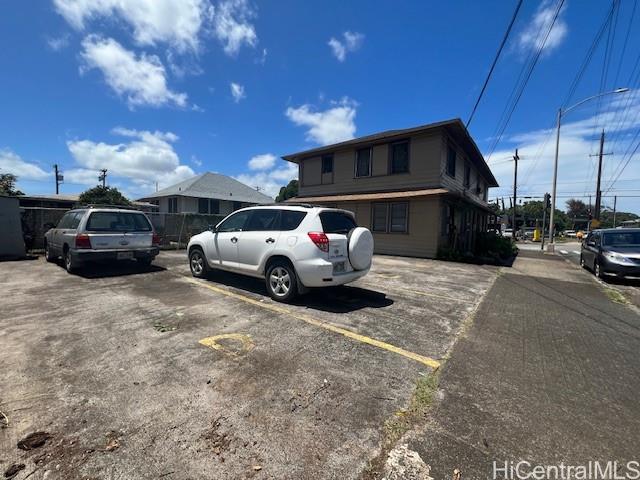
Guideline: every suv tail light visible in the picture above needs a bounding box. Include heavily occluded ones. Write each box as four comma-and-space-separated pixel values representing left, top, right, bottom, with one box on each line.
75, 234, 92, 249
308, 232, 329, 252
152, 232, 161, 246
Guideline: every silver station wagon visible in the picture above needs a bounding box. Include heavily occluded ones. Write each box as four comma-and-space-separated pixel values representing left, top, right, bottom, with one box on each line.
44, 206, 160, 273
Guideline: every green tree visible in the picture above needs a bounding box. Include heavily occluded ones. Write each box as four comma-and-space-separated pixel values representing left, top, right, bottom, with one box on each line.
78, 186, 131, 206
565, 198, 589, 218
276, 179, 298, 202
0, 173, 24, 196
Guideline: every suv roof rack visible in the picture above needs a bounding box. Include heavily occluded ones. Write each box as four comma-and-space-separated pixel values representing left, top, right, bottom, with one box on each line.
258, 202, 318, 208
76, 204, 141, 210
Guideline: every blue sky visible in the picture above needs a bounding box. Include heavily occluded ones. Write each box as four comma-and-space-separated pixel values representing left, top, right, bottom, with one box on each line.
1, 1, 639, 213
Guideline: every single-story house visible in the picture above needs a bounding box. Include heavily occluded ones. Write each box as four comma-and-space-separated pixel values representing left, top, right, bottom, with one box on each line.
138, 172, 273, 215
282, 118, 499, 258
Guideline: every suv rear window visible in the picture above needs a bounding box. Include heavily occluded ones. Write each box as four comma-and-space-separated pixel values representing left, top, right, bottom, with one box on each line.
319, 211, 356, 234
86, 212, 152, 232
280, 210, 307, 231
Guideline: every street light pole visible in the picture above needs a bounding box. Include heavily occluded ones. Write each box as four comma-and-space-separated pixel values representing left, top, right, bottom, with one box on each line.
547, 108, 561, 252
546, 87, 629, 252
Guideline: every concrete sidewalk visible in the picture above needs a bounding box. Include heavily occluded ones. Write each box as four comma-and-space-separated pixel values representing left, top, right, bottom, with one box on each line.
401, 250, 640, 479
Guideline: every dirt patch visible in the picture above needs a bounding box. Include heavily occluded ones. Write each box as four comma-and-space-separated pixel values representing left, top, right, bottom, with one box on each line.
203, 417, 233, 458
17, 432, 51, 450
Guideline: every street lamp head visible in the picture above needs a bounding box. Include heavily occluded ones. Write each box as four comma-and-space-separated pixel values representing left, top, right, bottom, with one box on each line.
614, 87, 629, 93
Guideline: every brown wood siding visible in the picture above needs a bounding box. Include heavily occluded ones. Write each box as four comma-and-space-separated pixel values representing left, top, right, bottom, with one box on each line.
440, 131, 489, 204
298, 131, 443, 197
334, 197, 442, 258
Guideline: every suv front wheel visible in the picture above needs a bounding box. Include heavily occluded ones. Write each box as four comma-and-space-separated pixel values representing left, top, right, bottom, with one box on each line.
266, 262, 298, 302
189, 248, 208, 278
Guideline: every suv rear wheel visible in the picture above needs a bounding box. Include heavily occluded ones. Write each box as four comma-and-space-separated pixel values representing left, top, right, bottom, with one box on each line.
64, 249, 79, 273
266, 262, 298, 302
45, 242, 55, 263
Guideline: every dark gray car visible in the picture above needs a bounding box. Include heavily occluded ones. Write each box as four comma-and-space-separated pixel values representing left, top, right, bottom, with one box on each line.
580, 228, 640, 279
44, 207, 160, 273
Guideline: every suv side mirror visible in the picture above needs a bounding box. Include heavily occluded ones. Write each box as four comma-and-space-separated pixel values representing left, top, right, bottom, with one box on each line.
208, 224, 217, 232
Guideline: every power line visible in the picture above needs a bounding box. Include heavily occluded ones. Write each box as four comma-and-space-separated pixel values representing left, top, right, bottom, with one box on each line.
486, 0, 566, 160
466, 0, 524, 129
519, 2, 619, 190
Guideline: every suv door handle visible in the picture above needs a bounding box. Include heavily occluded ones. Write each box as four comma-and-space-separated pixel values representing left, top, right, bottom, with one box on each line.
265, 237, 275, 243
230, 237, 238, 243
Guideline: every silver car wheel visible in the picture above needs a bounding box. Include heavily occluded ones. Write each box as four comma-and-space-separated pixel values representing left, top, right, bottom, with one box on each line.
191, 251, 204, 275
269, 267, 290, 297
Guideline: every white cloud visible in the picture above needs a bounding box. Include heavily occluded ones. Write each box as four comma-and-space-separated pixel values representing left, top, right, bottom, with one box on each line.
0, 149, 49, 180
488, 91, 640, 212
47, 34, 70, 51
248, 153, 276, 170
286, 97, 357, 145
80, 35, 187, 108
517, 0, 568, 57
64, 168, 102, 186
53, 0, 214, 52
235, 161, 297, 198
230, 82, 246, 102
328, 31, 364, 62
66, 127, 194, 190
213, 0, 257, 56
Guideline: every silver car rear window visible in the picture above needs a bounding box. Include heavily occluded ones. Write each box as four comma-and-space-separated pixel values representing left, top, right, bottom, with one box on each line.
86, 212, 152, 232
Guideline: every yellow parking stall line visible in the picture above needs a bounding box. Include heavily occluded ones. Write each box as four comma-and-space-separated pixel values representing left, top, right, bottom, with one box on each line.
186, 278, 440, 370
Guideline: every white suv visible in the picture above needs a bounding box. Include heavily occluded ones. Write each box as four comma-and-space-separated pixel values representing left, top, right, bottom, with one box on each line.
187, 205, 374, 302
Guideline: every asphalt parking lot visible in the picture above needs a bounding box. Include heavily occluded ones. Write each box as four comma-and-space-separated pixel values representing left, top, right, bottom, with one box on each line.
0, 252, 498, 479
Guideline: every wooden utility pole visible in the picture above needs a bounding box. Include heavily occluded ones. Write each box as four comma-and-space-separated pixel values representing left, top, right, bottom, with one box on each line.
54, 164, 62, 194
589, 130, 612, 221
512, 149, 519, 234
99, 169, 107, 187
613, 195, 617, 227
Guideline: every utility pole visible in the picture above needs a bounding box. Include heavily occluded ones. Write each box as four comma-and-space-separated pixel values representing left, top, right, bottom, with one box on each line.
98, 169, 107, 187
613, 195, 617, 227
512, 149, 519, 237
589, 130, 612, 222
54, 164, 63, 194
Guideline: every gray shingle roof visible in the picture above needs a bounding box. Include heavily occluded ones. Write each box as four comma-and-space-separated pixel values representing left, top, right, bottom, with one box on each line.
138, 172, 274, 203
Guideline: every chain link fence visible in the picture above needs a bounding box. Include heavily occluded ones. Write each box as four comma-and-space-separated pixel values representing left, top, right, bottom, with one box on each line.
146, 212, 225, 249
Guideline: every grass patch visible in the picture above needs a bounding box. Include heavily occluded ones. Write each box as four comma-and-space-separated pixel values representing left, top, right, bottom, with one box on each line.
362, 368, 441, 479
153, 321, 177, 332
604, 287, 629, 305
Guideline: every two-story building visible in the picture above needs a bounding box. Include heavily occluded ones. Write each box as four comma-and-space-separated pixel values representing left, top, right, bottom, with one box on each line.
282, 118, 498, 258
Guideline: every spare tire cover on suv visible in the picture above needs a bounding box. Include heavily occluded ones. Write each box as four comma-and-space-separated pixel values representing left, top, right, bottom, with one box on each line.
347, 227, 374, 270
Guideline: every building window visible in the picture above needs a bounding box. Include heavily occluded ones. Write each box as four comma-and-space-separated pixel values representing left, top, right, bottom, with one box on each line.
476, 179, 482, 197
372, 203, 388, 232
355, 147, 371, 177
198, 198, 221, 214
233, 201, 242, 211
168, 197, 178, 213
446, 145, 456, 178
321, 154, 334, 174
371, 202, 409, 233
464, 163, 471, 188
390, 141, 409, 174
